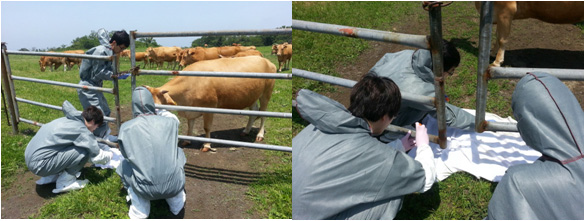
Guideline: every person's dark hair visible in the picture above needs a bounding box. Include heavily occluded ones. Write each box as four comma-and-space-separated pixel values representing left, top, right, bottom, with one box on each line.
442, 39, 460, 71
348, 73, 401, 122
82, 106, 104, 126
110, 30, 130, 48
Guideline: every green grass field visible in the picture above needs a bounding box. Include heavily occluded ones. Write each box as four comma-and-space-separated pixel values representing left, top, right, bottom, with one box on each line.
1, 46, 291, 218
292, 2, 513, 219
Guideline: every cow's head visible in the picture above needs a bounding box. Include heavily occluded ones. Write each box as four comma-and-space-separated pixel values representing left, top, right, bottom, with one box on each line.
39, 57, 47, 72
276, 44, 288, 56
143, 85, 177, 105
180, 48, 204, 67
271, 45, 278, 55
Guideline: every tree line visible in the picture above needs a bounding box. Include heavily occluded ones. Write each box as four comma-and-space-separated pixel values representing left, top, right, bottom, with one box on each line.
20, 26, 291, 52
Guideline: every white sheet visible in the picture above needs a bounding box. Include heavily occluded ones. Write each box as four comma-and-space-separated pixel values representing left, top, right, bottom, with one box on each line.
93, 147, 124, 169
414, 109, 542, 182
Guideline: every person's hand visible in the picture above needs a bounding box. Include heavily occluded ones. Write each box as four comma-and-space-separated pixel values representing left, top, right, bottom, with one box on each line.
117, 73, 130, 80
415, 122, 429, 147
400, 130, 416, 152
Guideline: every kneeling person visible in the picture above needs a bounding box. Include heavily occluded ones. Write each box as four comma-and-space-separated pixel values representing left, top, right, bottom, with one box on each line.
25, 101, 112, 193
116, 87, 186, 219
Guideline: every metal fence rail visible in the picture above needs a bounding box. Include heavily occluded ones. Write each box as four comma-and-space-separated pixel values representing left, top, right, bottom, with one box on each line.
156, 104, 292, 118
178, 135, 292, 152
139, 70, 292, 79
5, 50, 111, 61
16, 97, 117, 122
292, 20, 429, 49
134, 29, 292, 38
489, 67, 584, 80
292, 68, 436, 109
12, 75, 115, 93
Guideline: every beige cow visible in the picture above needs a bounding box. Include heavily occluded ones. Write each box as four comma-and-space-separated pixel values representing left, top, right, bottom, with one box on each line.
275, 43, 292, 72
147, 46, 182, 69
144, 56, 276, 152
475, 1, 584, 67
39, 51, 65, 72
61, 50, 85, 71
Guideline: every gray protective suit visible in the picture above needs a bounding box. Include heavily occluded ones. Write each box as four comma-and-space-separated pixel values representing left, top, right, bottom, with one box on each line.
487, 72, 584, 219
77, 28, 114, 138
25, 101, 101, 176
369, 50, 475, 133
292, 89, 428, 220
116, 87, 186, 200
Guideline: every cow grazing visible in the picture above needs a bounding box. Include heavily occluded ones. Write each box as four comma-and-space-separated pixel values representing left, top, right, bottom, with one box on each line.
179, 47, 222, 67
39, 51, 65, 72
475, 1, 584, 67
147, 46, 182, 70
62, 50, 85, 71
275, 43, 293, 72
144, 56, 277, 152
133, 52, 150, 68
271, 45, 278, 55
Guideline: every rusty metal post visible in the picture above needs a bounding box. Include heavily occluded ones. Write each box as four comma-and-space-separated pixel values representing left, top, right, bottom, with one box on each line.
475, 1, 493, 133
428, 5, 447, 149
130, 30, 137, 95
1, 43, 19, 134
112, 54, 121, 131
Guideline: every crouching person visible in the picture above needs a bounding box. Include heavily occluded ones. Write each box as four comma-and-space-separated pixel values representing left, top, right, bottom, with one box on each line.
116, 87, 186, 219
25, 101, 112, 193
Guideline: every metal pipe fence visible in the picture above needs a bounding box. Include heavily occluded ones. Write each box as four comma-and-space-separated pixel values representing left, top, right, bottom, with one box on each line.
293, 6, 448, 148
0, 46, 121, 133
475, 2, 584, 133
129, 28, 293, 152
139, 70, 292, 79
292, 68, 436, 109
292, 20, 429, 49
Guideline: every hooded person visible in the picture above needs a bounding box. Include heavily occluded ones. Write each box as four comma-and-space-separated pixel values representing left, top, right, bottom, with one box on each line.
116, 87, 186, 219
368, 40, 475, 142
77, 28, 130, 140
24, 101, 112, 193
292, 74, 436, 220
487, 72, 584, 219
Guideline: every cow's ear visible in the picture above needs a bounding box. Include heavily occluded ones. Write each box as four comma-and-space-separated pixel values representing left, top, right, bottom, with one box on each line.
162, 92, 177, 105
161, 90, 169, 94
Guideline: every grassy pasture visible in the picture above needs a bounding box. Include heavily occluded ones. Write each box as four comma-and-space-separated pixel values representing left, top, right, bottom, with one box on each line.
1, 45, 291, 218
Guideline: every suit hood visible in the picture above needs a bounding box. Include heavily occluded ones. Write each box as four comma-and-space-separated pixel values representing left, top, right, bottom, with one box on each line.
132, 87, 156, 117
97, 28, 110, 47
411, 49, 435, 83
512, 72, 584, 164
296, 89, 370, 134
62, 100, 84, 122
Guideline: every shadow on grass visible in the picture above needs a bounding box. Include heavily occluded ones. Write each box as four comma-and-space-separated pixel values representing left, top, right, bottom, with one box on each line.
394, 183, 441, 220
35, 183, 59, 199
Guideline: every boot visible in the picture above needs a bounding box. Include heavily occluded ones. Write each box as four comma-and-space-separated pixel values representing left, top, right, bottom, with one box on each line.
52, 171, 89, 194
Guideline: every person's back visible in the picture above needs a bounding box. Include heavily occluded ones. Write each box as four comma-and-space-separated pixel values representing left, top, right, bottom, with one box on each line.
293, 74, 436, 219
116, 86, 186, 218
487, 72, 584, 219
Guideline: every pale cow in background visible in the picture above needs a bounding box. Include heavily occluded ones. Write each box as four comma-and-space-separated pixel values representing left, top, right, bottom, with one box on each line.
233, 50, 264, 58
147, 46, 182, 70
179, 47, 222, 67
62, 50, 85, 71
144, 56, 277, 152
475, 1, 584, 67
275, 43, 292, 72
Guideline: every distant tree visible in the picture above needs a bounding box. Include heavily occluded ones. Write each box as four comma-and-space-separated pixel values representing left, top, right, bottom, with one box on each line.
137, 37, 160, 48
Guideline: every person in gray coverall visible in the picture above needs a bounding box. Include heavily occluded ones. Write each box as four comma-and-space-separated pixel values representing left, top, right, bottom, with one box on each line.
369, 40, 475, 141
78, 28, 130, 140
292, 74, 436, 220
25, 101, 112, 194
116, 87, 186, 219
487, 72, 583, 220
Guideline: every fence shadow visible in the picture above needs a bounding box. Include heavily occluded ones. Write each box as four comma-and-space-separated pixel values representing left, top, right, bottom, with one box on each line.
184, 163, 264, 185
502, 48, 584, 69
179, 127, 260, 150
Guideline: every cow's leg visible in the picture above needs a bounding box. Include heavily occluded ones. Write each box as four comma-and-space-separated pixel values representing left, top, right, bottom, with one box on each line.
180, 118, 195, 147
201, 113, 216, 152
255, 82, 274, 142
492, 4, 516, 67
242, 102, 259, 136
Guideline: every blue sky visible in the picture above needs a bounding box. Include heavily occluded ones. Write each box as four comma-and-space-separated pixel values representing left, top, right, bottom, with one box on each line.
1, 1, 292, 50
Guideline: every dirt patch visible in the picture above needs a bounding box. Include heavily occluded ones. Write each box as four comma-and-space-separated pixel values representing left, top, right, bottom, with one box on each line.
1, 105, 278, 219
323, 2, 584, 110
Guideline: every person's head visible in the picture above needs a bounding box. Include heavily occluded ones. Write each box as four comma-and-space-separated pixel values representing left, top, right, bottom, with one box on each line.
442, 39, 460, 75
348, 73, 401, 135
81, 106, 104, 132
109, 30, 130, 54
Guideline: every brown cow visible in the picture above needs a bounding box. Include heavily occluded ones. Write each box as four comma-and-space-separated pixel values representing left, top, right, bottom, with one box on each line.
179, 47, 221, 67
144, 56, 276, 152
233, 50, 264, 58
120, 49, 131, 58
147, 46, 182, 69
475, 1, 584, 67
134, 52, 150, 68
39, 51, 65, 72
62, 50, 85, 71
275, 43, 292, 72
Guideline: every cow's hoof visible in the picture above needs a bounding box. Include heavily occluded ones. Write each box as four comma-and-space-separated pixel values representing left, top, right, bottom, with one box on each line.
256, 137, 264, 142
180, 141, 191, 147
201, 147, 217, 152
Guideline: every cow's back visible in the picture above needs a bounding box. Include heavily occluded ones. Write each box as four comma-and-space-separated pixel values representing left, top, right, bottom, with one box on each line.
516, 2, 584, 23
